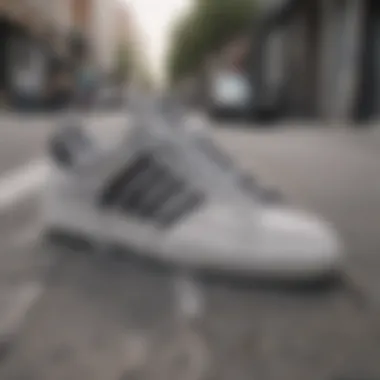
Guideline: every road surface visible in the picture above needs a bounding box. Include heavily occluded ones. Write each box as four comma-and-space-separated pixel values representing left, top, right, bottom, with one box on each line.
0, 114, 379, 380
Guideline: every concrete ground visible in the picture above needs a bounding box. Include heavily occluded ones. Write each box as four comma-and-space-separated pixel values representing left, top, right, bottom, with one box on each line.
0, 114, 379, 380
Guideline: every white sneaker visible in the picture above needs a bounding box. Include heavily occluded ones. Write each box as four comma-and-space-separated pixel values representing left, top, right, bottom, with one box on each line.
43, 112, 343, 280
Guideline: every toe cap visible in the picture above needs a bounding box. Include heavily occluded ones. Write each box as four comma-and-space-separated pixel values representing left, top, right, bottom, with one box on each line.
255, 207, 343, 277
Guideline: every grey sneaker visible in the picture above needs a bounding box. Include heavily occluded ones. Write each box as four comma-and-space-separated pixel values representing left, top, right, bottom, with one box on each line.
43, 109, 343, 279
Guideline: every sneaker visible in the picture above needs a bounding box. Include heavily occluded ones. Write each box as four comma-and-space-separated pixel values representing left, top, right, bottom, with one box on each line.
43, 110, 343, 279
178, 121, 284, 203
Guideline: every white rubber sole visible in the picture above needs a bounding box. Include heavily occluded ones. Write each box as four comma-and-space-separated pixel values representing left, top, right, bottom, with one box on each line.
42, 195, 342, 281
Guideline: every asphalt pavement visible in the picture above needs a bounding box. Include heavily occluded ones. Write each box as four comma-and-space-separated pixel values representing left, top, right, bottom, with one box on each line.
0, 114, 379, 380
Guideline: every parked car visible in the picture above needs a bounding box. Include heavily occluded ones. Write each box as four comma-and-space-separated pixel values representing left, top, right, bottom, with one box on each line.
208, 69, 283, 122
207, 68, 252, 120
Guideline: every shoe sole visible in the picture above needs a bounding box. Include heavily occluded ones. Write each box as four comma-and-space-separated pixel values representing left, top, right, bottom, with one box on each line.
42, 215, 341, 285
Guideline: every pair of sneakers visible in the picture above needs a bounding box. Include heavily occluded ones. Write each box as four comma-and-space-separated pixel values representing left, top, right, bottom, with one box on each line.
43, 104, 343, 280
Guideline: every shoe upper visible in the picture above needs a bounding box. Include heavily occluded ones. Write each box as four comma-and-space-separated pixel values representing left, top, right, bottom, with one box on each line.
47, 103, 343, 276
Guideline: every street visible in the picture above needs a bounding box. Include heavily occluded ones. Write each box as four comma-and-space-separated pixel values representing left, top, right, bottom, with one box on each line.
0, 114, 379, 380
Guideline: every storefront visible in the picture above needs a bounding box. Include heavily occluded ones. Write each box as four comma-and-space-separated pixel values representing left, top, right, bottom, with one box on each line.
10, 33, 49, 109
0, 17, 12, 98
252, 0, 369, 122
0, 1, 76, 111
249, 0, 302, 117
0, 15, 50, 110
356, 0, 380, 121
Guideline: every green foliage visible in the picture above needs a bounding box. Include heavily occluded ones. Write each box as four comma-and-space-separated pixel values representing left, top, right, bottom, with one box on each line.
167, 0, 257, 84
115, 43, 133, 81
167, 12, 201, 84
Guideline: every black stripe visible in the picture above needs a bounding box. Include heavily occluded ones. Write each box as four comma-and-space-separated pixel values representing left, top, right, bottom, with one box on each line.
121, 162, 168, 211
138, 176, 186, 219
120, 188, 146, 215
99, 154, 152, 207
114, 156, 184, 216
118, 161, 164, 213
99, 151, 205, 226
157, 191, 204, 227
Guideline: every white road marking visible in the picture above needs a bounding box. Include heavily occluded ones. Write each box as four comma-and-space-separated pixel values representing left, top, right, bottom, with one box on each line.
0, 159, 49, 211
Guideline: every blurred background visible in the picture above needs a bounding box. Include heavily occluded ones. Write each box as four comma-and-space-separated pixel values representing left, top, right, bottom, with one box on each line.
0, 0, 153, 111
0, 1, 380, 380
1, 0, 379, 124
167, 0, 380, 123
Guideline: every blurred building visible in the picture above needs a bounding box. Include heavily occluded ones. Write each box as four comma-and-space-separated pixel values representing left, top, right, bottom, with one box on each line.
89, 0, 118, 75
195, 0, 379, 123
252, 0, 380, 123
0, 0, 72, 108
0, 0, 132, 109
116, 1, 132, 46
354, 0, 380, 121
70, 0, 131, 75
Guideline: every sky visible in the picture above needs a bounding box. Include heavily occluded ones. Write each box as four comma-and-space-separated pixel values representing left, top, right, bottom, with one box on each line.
125, 0, 191, 83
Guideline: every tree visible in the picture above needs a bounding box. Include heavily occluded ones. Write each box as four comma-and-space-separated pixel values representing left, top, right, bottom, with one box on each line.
167, 12, 201, 84
167, 0, 257, 84
115, 43, 133, 82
